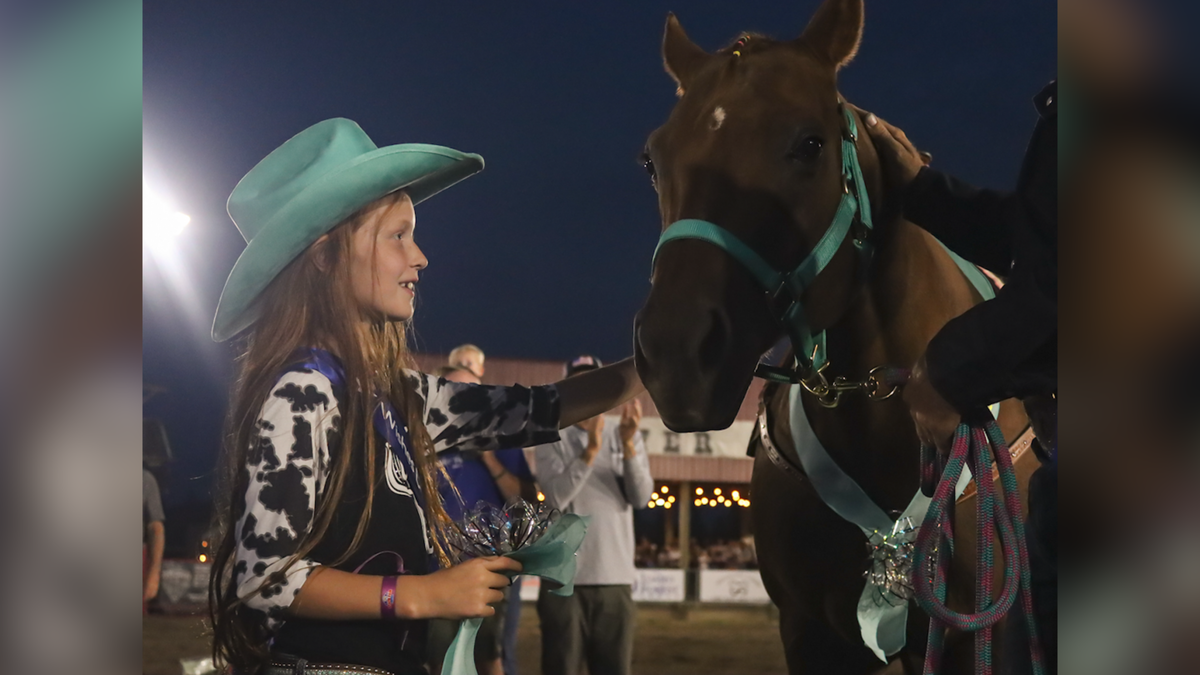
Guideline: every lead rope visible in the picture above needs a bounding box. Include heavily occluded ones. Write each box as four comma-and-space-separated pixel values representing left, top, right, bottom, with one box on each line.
912, 420, 1047, 675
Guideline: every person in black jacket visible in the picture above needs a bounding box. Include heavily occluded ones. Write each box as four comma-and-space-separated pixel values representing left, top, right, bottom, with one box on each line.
858, 81, 1057, 672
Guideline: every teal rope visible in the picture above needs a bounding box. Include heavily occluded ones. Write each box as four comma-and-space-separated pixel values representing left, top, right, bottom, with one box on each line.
912, 421, 1047, 675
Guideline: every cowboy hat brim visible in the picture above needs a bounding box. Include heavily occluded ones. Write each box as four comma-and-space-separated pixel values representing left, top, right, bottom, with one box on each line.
212, 143, 483, 341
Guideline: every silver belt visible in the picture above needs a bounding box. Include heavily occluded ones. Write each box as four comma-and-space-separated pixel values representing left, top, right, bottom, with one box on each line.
262, 657, 395, 675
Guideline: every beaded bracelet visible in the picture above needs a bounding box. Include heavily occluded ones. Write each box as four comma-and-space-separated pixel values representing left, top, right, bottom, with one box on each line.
380, 575, 398, 619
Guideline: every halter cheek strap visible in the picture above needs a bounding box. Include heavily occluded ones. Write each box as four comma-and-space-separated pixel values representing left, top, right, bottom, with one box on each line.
651, 104, 874, 380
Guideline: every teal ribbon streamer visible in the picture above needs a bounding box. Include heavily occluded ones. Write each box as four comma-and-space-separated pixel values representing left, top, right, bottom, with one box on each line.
441, 514, 589, 675
786, 239, 997, 662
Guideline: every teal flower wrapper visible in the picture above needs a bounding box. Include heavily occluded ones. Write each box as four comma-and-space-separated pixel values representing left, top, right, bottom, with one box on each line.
441, 513, 588, 675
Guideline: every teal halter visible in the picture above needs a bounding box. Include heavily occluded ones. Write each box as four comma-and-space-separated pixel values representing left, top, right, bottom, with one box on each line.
651, 104, 874, 383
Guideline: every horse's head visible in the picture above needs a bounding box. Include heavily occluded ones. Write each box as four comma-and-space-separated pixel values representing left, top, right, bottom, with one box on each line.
635, 0, 882, 431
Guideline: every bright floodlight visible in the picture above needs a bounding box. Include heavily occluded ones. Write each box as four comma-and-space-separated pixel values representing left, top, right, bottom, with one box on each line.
144, 181, 190, 256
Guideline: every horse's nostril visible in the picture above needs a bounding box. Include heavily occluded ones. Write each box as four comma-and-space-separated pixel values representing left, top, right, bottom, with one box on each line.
698, 309, 730, 369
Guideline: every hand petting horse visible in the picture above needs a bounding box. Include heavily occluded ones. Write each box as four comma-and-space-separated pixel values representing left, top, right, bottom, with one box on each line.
633, 1, 1035, 673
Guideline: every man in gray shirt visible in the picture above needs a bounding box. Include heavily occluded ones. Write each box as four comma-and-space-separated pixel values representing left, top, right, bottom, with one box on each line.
533, 355, 654, 675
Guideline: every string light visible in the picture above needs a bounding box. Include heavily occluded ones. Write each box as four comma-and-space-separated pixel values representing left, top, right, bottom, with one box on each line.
661, 486, 669, 494
732, 490, 740, 500
667, 496, 675, 504
695, 487, 703, 496
537, 492, 546, 502
701, 498, 709, 505
199, 554, 207, 563
714, 488, 722, 496
648, 502, 656, 508
694, 499, 702, 506
652, 492, 660, 500
655, 498, 665, 506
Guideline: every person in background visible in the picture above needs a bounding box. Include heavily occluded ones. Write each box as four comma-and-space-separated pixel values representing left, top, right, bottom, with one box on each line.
143, 468, 165, 611
532, 355, 653, 675
427, 365, 538, 675
448, 344, 486, 380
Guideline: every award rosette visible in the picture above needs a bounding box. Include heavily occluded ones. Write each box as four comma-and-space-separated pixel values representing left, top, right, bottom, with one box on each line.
440, 498, 587, 675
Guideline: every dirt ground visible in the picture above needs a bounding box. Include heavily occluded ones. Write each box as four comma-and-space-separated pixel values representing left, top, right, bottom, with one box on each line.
144, 603, 787, 675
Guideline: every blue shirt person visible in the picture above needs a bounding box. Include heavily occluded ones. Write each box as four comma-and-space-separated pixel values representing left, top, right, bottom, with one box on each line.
429, 364, 537, 675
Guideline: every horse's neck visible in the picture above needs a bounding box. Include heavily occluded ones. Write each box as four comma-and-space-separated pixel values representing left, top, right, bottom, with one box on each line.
826, 216, 978, 376
790, 215, 980, 508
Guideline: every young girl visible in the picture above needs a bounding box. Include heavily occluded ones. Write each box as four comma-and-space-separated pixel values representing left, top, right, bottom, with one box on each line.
208, 118, 643, 675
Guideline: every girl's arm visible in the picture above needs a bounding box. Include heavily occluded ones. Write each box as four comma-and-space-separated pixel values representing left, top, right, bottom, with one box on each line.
408, 372, 560, 453
554, 357, 645, 429
289, 557, 523, 621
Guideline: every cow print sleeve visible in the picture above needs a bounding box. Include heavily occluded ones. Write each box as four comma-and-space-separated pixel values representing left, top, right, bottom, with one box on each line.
405, 370, 561, 453
232, 369, 341, 632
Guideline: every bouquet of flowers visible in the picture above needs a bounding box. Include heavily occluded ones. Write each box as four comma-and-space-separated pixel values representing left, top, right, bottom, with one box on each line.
441, 497, 588, 675
447, 497, 561, 559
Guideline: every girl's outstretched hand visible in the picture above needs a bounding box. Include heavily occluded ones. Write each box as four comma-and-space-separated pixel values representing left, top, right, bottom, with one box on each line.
410, 556, 523, 620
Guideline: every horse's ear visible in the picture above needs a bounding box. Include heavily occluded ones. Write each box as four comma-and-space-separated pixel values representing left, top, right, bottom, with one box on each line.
663, 13, 710, 96
796, 0, 863, 70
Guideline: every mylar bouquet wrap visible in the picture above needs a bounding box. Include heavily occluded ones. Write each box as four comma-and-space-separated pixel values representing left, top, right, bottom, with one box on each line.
440, 498, 588, 675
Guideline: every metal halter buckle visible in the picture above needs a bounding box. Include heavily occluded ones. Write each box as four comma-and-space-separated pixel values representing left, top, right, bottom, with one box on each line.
799, 363, 904, 409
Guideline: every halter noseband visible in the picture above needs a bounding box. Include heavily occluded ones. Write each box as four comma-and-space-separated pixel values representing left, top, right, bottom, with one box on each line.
651, 103, 874, 387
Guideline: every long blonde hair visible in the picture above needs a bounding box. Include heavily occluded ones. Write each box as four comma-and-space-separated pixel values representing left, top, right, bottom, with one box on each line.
208, 192, 456, 672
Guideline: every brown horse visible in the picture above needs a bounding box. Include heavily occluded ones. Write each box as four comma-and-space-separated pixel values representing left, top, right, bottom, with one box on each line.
633, 1, 1032, 673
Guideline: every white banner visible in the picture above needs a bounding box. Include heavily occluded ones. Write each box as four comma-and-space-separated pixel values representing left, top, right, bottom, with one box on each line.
698, 569, 771, 604
516, 569, 686, 603
631, 568, 686, 603
517, 574, 541, 601
636, 417, 755, 458
159, 560, 211, 609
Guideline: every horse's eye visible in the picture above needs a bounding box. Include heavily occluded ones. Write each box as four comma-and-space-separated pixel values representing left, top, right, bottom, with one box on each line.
787, 136, 824, 163
639, 151, 657, 183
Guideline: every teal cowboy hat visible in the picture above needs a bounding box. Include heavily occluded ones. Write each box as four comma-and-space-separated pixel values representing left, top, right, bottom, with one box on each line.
212, 118, 484, 341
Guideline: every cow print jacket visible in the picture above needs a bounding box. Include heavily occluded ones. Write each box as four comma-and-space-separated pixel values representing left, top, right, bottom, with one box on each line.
233, 366, 561, 633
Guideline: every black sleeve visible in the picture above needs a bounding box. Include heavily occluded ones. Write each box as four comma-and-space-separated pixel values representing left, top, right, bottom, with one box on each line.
924, 255, 1057, 411
902, 166, 1021, 274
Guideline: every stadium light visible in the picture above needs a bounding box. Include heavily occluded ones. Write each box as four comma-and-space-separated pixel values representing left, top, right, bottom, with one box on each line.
143, 180, 190, 257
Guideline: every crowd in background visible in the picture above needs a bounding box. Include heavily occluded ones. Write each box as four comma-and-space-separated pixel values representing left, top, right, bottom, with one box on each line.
635, 537, 757, 570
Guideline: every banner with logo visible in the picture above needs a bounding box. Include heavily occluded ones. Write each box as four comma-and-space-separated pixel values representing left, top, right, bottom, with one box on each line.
631, 568, 686, 602
158, 559, 211, 612
698, 569, 771, 604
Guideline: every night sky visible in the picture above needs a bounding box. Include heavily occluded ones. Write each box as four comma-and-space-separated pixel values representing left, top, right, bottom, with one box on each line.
143, 1, 1054, 505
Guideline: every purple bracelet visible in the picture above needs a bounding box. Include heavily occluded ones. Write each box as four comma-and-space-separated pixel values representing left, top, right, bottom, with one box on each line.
380, 575, 398, 619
